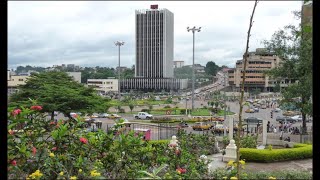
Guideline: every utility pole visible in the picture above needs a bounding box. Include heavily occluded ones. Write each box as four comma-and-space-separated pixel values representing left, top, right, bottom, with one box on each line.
187, 26, 201, 110
114, 41, 125, 100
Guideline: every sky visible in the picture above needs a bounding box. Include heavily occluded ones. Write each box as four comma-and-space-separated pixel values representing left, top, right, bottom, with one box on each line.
8, 1, 302, 70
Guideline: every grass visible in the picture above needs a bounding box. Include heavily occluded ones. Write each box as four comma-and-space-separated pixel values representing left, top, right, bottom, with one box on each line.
108, 100, 168, 106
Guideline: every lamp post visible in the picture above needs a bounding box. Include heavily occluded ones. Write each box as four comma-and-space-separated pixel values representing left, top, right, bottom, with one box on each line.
187, 26, 201, 110
114, 41, 125, 100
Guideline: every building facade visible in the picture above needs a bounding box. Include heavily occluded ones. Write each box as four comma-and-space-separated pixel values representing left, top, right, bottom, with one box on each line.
87, 79, 119, 94
173, 61, 184, 68
228, 48, 292, 92
135, 6, 174, 78
121, 78, 188, 92
7, 74, 29, 96
66, 72, 82, 83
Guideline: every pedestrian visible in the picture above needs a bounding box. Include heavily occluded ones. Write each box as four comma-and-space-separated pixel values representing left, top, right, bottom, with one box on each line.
267, 121, 270, 133
273, 127, 277, 133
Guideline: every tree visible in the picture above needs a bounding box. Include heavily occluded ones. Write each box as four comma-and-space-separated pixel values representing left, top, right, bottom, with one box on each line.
263, 6, 312, 134
129, 104, 134, 113
9, 71, 106, 120
273, 83, 281, 92
204, 61, 220, 76
236, 1, 258, 179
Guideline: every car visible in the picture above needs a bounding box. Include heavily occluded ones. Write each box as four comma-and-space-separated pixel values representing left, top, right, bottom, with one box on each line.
260, 104, 267, 109
109, 114, 121, 119
290, 115, 302, 122
276, 116, 296, 123
134, 112, 153, 120
213, 124, 227, 134
272, 108, 281, 112
178, 122, 189, 128
98, 113, 109, 118
192, 122, 211, 131
245, 109, 254, 113
253, 107, 259, 112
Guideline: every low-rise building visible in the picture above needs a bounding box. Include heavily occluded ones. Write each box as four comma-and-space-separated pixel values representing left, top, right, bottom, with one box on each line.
87, 78, 119, 94
66, 72, 81, 83
228, 48, 292, 92
7, 74, 30, 96
173, 61, 184, 68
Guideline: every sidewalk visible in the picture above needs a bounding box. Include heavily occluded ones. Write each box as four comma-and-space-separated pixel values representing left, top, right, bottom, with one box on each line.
207, 153, 312, 173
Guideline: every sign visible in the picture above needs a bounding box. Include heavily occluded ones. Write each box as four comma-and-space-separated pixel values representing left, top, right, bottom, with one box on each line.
151, 4, 158, 9
166, 110, 171, 115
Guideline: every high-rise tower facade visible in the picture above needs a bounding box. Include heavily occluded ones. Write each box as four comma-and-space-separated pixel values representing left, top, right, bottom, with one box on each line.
135, 6, 174, 78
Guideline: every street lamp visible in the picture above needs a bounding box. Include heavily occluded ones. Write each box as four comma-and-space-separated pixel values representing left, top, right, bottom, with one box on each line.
114, 41, 125, 100
187, 26, 201, 110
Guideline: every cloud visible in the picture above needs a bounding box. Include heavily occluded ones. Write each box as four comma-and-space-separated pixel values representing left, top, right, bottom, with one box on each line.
8, 1, 301, 70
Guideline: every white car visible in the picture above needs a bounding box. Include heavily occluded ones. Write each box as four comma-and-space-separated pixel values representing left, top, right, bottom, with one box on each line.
290, 115, 302, 122
273, 108, 281, 112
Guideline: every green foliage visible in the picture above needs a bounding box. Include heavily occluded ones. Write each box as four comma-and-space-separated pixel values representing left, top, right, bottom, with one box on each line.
234, 135, 258, 148
264, 11, 312, 133
210, 169, 312, 180
9, 71, 106, 119
204, 61, 221, 76
239, 144, 312, 162
129, 104, 134, 113
8, 107, 213, 179
268, 145, 273, 151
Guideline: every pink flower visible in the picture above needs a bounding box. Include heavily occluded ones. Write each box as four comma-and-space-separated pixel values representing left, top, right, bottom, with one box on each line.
8, 130, 14, 135
11, 160, 17, 166
30, 105, 43, 111
72, 114, 78, 118
49, 121, 56, 125
12, 109, 22, 116
32, 147, 37, 155
80, 137, 88, 144
176, 167, 186, 174
51, 147, 57, 151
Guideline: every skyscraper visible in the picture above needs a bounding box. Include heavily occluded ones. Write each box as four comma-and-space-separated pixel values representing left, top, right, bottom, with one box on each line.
135, 5, 174, 78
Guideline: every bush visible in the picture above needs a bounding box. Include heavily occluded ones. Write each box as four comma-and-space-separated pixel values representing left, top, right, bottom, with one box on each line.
8, 105, 212, 179
164, 105, 171, 109
141, 109, 150, 113
240, 143, 312, 162
210, 169, 312, 180
119, 108, 125, 113
234, 135, 257, 148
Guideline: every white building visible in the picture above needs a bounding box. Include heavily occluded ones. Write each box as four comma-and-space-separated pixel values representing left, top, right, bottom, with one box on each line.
66, 72, 81, 83
87, 79, 119, 94
173, 61, 184, 68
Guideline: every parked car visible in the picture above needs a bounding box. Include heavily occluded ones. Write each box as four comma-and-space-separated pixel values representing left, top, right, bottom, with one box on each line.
253, 107, 259, 112
134, 112, 153, 120
245, 109, 254, 113
192, 122, 211, 131
213, 124, 227, 134
98, 113, 109, 118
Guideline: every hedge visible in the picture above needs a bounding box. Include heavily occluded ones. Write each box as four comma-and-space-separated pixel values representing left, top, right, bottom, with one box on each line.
240, 143, 312, 162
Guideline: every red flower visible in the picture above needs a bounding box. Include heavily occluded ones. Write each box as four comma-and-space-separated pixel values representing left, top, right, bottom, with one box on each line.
30, 105, 43, 111
11, 160, 17, 166
175, 149, 181, 155
176, 167, 186, 174
52, 147, 57, 151
12, 109, 22, 116
80, 137, 88, 144
49, 121, 56, 125
32, 147, 37, 155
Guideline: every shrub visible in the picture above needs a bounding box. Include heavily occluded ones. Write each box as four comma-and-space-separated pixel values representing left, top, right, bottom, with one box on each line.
141, 109, 150, 113
164, 105, 171, 109
240, 144, 312, 162
234, 135, 257, 148
210, 169, 312, 180
119, 108, 125, 113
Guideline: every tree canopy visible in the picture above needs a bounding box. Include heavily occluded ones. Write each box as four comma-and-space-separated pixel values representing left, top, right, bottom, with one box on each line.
204, 61, 221, 76
264, 9, 312, 133
9, 71, 108, 119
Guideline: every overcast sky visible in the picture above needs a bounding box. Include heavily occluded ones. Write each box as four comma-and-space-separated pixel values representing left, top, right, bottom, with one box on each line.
8, 1, 302, 70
